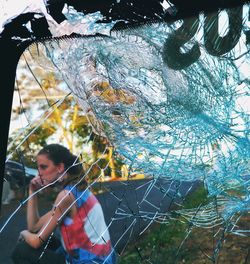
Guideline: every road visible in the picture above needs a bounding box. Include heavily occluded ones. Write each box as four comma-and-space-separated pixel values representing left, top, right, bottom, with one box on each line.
0, 178, 200, 263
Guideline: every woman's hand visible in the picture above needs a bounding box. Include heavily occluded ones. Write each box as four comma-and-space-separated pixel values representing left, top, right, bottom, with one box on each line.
18, 230, 42, 249
18, 230, 29, 242
29, 176, 44, 192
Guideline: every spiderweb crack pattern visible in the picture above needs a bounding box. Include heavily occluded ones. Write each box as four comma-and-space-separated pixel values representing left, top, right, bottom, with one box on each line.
1, 3, 250, 264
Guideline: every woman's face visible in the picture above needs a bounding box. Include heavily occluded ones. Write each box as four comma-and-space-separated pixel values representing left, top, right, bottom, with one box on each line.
36, 154, 64, 185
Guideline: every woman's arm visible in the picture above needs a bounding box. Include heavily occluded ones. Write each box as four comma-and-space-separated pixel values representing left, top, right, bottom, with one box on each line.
21, 190, 73, 249
27, 176, 43, 232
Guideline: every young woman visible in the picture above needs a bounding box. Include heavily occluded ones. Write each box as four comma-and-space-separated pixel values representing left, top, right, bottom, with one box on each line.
12, 144, 115, 264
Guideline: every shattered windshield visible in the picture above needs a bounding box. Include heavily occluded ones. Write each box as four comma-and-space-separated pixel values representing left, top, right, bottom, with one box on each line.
1, 2, 250, 264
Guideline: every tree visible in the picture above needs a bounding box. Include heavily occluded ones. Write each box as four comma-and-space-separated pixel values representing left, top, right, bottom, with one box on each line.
8, 49, 128, 181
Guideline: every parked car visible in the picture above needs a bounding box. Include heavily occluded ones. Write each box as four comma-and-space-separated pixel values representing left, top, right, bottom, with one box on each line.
4, 160, 37, 190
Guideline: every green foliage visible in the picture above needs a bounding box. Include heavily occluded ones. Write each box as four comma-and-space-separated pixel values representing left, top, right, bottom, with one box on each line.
10, 55, 126, 180
181, 184, 209, 209
91, 135, 108, 160
120, 185, 209, 264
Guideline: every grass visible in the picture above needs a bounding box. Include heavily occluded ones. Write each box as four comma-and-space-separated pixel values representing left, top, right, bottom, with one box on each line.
118, 185, 250, 264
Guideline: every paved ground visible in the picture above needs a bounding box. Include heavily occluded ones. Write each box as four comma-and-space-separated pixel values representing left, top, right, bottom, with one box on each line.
0, 178, 200, 263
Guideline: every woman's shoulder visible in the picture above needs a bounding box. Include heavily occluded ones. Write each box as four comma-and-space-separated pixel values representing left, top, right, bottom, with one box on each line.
54, 188, 75, 208
50, 189, 79, 220
55, 185, 95, 213
63, 184, 91, 196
